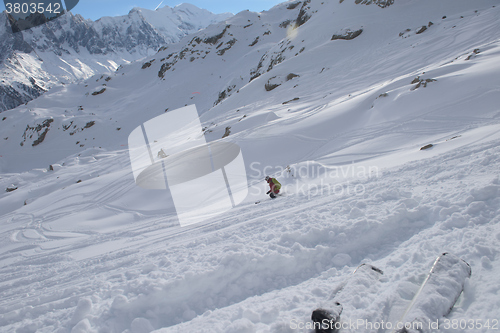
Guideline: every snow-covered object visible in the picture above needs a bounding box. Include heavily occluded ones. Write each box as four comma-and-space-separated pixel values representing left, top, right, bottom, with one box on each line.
393, 253, 472, 333
312, 263, 384, 332
331, 263, 384, 306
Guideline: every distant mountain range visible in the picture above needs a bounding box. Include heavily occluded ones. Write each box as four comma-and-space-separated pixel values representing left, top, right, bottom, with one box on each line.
0, 4, 232, 112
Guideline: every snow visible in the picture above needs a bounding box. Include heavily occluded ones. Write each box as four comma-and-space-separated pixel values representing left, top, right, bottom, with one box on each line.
388, 253, 472, 333
1, 0, 500, 332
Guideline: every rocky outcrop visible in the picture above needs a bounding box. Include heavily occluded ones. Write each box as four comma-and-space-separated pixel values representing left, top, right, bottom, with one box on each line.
21, 118, 54, 147
420, 144, 433, 150
354, 0, 395, 8
214, 85, 236, 106
331, 29, 363, 40
410, 77, 437, 90
0, 81, 46, 111
222, 127, 231, 138
265, 74, 300, 91
0, 6, 232, 112
6, 185, 18, 192
296, 0, 313, 27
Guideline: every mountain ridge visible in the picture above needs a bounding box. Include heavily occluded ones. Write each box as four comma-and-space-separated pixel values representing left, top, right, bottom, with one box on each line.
0, 4, 233, 112
1, 0, 498, 172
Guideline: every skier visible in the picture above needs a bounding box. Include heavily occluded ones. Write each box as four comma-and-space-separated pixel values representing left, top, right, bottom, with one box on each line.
265, 176, 281, 199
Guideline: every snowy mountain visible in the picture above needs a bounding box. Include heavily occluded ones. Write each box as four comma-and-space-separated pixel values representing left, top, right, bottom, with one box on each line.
1, 0, 500, 332
0, 3, 233, 112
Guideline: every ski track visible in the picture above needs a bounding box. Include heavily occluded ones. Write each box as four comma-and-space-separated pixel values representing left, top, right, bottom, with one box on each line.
0, 133, 499, 332
152, 133, 500, 333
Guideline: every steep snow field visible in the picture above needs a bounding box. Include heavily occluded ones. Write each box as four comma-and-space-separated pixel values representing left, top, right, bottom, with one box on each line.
0, 0, 499, 332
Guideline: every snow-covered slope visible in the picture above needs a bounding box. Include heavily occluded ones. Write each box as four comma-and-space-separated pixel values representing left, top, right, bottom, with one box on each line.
0, 0, 499, 332
0, 3, 232, 112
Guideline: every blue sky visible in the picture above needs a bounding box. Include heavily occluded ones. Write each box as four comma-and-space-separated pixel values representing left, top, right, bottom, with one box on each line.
1, 1, 285, 21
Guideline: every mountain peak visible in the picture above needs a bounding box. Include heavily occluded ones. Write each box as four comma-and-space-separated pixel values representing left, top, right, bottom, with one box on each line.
0, 3, 233, 112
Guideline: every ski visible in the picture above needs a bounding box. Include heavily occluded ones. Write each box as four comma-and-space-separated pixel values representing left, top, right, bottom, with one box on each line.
255, 193, 283, 204
311, 263, 384, 333
390, 252, 471, 333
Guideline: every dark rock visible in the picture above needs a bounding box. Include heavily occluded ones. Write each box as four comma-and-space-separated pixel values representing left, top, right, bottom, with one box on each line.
249, 72, 261, 82
447, 135, 461, 141
21, 118, 53, 147
249, 37, 259, 46
296, 0, 312, 27
84, 121, 95, 128
216, 38, 237, 56
214, 85, 236, 106
92, 88, 106, 96
6, 185, 18, 192
265, 78, 280, 91
354, 0, 394, 8
283, 97, 300, 104
279, 20, 293, 28
420, 144, 433, 150
416, 26, 427, 34
466, 49, 480, 61
222, 127, 231, 138
32, 129, 48, 146
158, 62, 174, 78
287, 2, 302, 10
331, 29, 363, 40
204, 25, 231, 45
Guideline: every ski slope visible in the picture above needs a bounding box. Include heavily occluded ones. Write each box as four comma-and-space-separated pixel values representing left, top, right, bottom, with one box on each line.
0, 0, 499, 332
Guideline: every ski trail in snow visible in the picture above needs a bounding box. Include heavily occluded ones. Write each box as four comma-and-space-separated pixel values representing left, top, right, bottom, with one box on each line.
1, 128, 499, 332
